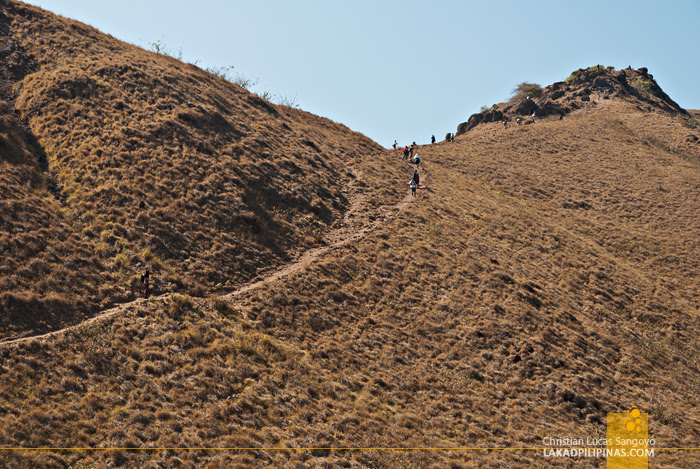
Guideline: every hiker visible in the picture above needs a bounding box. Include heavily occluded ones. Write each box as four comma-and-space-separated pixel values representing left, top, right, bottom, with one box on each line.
409, 142, 416, 158
531, 111, 536, 123
392, 140, 397, 150
141, 268, 151, 298
503, 120, 507, 129
414, 154, 420, 167
516, 117, 521, 125
431, 135, 436, 144
403, 145, 409, 159
409, 178, 417, 197
413, 170, 420, 187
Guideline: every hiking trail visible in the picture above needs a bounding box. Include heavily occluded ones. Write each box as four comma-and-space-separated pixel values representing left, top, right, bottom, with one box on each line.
0, 160, 417, 348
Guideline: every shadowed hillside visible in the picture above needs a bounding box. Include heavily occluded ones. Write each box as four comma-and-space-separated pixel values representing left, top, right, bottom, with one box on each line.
0, 0, 399, 339
1, 1, 699, 468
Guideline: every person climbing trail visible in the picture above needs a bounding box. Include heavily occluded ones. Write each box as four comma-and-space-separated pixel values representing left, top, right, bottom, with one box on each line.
413, 169, 420, 187
393, 140, 397, 150
503, 120, 508, 129
414, 153, 420, 167
431, 134, 436, 144
141, 268, 151, 298
403, 145, 409, 160
409, 178, 417, 197
409, 143, 415, 159
531, 111, 536, 123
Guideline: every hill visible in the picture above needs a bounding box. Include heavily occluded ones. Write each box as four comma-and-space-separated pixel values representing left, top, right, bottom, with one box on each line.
0, 0, 401, 339
457, 65, 693, 138
1, 1, 700, 468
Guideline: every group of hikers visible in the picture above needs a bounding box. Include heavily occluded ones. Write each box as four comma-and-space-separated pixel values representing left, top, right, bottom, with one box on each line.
391, 139, 424, 197
509, 110, 552, 127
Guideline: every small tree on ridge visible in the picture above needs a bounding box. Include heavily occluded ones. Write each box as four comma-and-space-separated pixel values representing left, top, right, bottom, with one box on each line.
512, 82, 543, 101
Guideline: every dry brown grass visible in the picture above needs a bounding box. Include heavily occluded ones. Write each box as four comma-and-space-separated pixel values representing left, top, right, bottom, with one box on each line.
1, 0, 385, 338
2, 94, 698, 467
1, 1, 700, 468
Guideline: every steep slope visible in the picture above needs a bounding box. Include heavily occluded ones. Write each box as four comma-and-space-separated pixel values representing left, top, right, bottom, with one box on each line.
1, 0, 398, 339
1, 55, 699, 469
1, 15, 122, 337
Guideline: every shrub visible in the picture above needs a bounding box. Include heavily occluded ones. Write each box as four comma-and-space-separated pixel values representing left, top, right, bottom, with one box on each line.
113, 253, 129, 271
70, 322, 114, 372
565, 65, 612, 83
275, 94, 299, 108
256, 91, 300, 108
142, 248, 163, 269
168, 294, 192, 319
211, 296, 233, 316
206, 65, 258, 90
511, 82, 543, 101
631, 78, 655, 99
150, 40, 183, 61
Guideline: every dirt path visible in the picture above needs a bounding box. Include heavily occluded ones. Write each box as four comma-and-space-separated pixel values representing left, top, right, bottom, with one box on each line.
0, 162, 417, 348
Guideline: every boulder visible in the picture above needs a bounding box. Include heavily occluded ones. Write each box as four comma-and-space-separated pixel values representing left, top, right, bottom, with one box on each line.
538, 100, 564, 117
550, 89, 565, 100
550, 81, 565, 91
484, 109, 504, 123
457, 113, 482, 135
514, 99, 538, 116
457, 108, 504, 135
593, 77, 613, 90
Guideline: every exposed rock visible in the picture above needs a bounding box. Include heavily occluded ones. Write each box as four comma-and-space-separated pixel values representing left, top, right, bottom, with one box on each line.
550, 90, 565, 100
538, 100, 564, 117
593, 77, 613, 90
514, 99, 538, 116
457, 108, 504, 135
455, 66, 689, 134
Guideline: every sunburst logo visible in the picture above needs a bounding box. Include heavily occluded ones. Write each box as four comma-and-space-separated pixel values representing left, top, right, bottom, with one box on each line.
625, 407, 643, 433
607, 407, 652, 469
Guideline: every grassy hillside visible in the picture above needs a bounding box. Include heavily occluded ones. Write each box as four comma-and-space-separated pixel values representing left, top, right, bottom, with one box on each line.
1, 1, 700, 467
2, 92, 699, 468
1, 75, 122, 337
1, 0, 393, 339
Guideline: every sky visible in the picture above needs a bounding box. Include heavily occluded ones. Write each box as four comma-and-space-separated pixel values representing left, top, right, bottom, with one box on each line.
24, 0, 700, 147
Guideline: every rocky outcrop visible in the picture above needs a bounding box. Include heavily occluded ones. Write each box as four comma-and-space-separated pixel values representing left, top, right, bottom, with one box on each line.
456, 66, 688, 135
514, 99, 538, 116
457, 107, 504, 134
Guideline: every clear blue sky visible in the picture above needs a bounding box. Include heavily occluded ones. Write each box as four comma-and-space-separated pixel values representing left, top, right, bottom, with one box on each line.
25, 0, 700, 147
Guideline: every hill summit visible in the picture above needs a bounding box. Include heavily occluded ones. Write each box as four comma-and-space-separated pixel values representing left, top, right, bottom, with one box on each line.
458, 65, 688, 135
